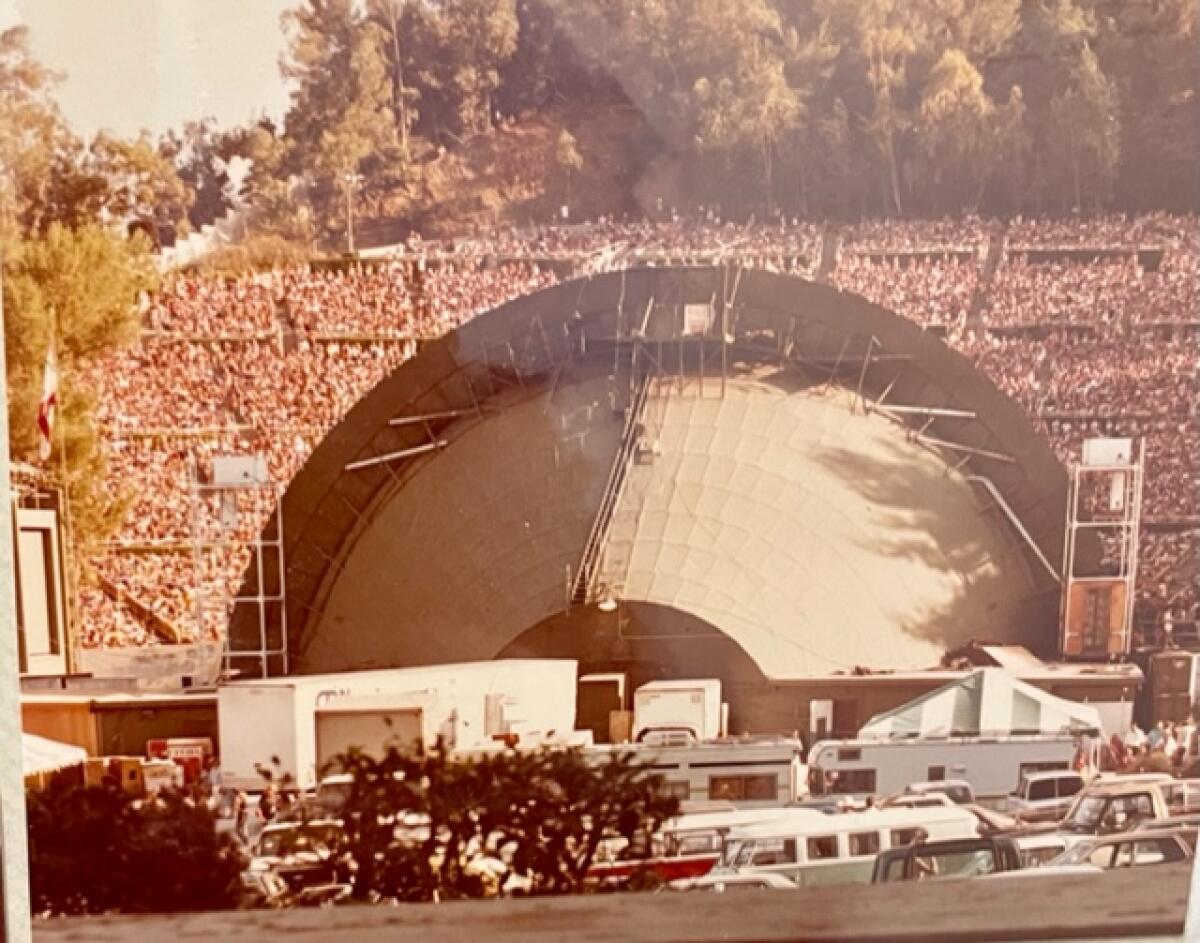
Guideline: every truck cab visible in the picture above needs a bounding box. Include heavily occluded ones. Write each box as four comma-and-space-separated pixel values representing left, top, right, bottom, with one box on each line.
871, 834, 1023, 883
1057, 775, 1190, 838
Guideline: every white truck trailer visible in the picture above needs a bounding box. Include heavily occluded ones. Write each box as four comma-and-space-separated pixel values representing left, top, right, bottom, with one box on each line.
218, 659, 577, 790
633, 678, 724, 743
806, 734, 1084, 804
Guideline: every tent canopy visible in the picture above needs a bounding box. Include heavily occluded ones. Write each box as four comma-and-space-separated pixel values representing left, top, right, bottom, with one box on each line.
860, 668, 1102, 739
23, 733, 87, 776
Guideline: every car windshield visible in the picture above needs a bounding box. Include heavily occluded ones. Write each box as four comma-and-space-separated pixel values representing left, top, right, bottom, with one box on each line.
1062, 796, 1108, 831
1051, 841, 1104, 866
316, 781, 353, 813
257, 825, 340, 858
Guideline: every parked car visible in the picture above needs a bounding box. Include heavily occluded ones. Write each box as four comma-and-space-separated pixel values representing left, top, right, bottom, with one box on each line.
879, 792, 956, 811
903, 780, 975, 805
1045, 829, 1194, 870
1132, 814, 1200, 850
871, 835, 1022, 883
1008, 770, 1084, 823
1057, 775, 1181, 838
667, 872, 798, 893
247, 820, 350, 892
1012, 830, 1071, 868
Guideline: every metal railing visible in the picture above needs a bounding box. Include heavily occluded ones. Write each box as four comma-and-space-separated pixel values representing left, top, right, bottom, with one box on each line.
571, 374, 651, 607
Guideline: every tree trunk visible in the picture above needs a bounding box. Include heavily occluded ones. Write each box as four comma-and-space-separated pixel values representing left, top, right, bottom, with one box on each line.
886, 134, 904, 216
762, 136, 774, 215
1073, 149, 1082, 211
383, 5, 408, 158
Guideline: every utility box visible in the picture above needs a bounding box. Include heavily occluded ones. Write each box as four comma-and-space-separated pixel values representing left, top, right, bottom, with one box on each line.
84, 756, 145, 795
142, 759, 184, 795
1149, 652, 1200, 724
146, 737, 213, 784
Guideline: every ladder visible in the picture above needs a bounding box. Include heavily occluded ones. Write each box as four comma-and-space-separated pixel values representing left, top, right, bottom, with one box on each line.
571, 374, 651, 607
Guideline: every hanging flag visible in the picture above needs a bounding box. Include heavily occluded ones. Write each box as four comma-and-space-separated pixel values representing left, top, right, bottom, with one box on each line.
36, 343, 58, 461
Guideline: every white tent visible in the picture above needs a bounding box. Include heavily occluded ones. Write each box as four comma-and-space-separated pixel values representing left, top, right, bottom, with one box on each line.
22, 733, 87, 777
859, 668, 1102, 739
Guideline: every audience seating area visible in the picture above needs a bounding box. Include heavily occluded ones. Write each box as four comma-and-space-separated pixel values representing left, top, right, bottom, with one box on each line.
82, 215, 1198, 651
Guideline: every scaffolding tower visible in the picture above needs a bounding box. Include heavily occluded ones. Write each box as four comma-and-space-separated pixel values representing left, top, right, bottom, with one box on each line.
1060, 437, 1144, 659
190, 454, 288, 679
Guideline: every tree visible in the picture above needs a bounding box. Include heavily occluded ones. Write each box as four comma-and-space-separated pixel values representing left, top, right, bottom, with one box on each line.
26, 779, 243, 915
1048, 43, 1121, 209
334, 742, 679, 902
159, 118, 236, 228
917, 49, 997, 209
438, 0, 520, 135
367, 0, 422, 159
987, 85, 1032, 211
87, 131, 193, 239
218, 118, 314, 243
281, 0, 398, 238
0, 26, 72, 238
3, 224, 157, 548
555, 129, 583, 211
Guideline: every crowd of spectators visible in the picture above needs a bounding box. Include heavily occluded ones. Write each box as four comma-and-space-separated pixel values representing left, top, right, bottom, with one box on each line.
831, 253, 978, 327
842, 215, 989, 251
82, 213, 1197, 648
447, 215, 822, 272
983, 255, 1142, 326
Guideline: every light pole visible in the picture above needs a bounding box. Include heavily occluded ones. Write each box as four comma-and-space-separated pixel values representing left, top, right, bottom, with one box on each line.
0, 262, 32, 942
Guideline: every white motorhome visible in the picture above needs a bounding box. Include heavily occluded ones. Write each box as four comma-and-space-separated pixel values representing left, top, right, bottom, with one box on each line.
710, 805, 980, 888
590, 736, 806, 808
806, 734, 1081, 804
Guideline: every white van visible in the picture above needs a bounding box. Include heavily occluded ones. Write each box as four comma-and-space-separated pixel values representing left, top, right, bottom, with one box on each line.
709, 805, 980, 889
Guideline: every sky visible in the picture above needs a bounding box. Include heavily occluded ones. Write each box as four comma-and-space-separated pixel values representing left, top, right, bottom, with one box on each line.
2, 0, 294, 138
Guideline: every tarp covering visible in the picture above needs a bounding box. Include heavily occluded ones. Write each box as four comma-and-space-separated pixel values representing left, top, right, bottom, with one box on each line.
860, 668, 1102, 738
23, 732, 86, 776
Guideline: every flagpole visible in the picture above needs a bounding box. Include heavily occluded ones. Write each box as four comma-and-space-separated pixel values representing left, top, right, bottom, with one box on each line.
0, 254, 33, 942
48, 309, 77, 674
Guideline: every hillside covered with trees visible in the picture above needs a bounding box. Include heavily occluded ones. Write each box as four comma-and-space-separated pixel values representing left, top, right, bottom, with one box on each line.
227, 0, 1199, 243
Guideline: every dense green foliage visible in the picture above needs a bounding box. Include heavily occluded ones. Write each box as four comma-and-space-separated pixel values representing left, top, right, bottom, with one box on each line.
26, 780, 243, 915
1, 26, 165, 550
332, 743, 679, 900
236, 0, 1197, 230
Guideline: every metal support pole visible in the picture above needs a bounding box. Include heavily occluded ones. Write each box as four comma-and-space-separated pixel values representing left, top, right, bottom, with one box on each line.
853, 337, 878, 415
0, 262, 33, 943
823, 337, 849, 394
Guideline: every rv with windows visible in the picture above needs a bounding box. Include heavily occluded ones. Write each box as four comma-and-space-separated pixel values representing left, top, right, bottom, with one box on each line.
806, 735, 1082, 804
592, 736, 806, 808
709, 805, 980, 889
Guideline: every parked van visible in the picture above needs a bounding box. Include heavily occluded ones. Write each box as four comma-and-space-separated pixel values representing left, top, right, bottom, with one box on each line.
1008, 770, 1085, 823
587, 806, 800, 885
709, 805, 980, 889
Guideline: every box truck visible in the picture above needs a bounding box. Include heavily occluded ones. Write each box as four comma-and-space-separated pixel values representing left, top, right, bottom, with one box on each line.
217, 659, 577, 790
633, 679, 724, 743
